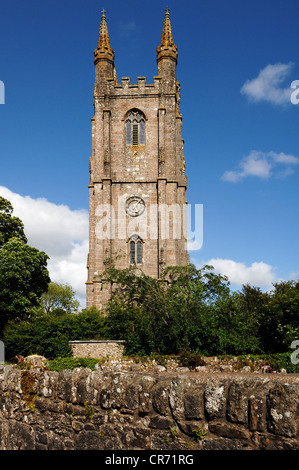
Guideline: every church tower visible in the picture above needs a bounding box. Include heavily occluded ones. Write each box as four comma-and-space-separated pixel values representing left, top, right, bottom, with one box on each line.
86, 9, 189, 309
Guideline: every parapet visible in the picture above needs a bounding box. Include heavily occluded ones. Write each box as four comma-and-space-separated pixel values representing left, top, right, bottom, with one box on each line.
104, 75, 163, 95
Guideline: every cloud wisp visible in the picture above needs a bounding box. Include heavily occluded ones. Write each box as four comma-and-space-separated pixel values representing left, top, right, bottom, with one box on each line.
241, 62, 294, 106
119, 20, 137, 38
222, 150, 299, 183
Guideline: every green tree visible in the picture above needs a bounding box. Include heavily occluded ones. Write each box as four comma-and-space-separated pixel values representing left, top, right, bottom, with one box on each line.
260, 280, 299, 352
217, 284, 270, 354
0, 196, 27, 247
0, 196, 50, 334
41, 281, 80, 314
237, 284, 270, 315
102, 263, 231, 356
211, 291, 264, 355
0, 238, 50, 331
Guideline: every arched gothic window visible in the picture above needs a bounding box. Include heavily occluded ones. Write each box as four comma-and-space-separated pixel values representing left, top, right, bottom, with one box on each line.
126, 111, 145, 146
129, 235, 143, 264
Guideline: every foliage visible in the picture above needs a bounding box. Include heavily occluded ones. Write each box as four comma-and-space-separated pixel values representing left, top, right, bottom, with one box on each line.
0, 196, 51, 335
0, 238, 50, 332
0, 196, 27, 248
48, 356, 103, 372
41, 281, 80, 314
259, 281, 299, 352
100, 263, 299, 358
3, 315, 72, 360
192, 427, 208, 441
209, 290, 264, 355
3, 307, 105, 360
1, 231, 298, 362
101, 263, 232, 355
243, 353, 299, 374
177, 351, 206, 370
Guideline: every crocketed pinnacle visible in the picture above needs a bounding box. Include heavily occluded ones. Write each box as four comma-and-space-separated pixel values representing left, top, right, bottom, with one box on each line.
160, 7, 174, 46
156, 7, 178, 66
98, 9, 112, 51
94, 8, 115, 72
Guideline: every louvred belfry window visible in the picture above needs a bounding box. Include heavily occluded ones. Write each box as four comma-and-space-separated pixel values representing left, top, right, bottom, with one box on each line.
126, 111, 145, 146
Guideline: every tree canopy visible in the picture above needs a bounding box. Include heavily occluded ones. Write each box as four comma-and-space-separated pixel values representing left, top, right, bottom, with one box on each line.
0, 196, 27, 247
2, 260, 299, 361
0, 196, 50, 333
100, 263, 299, 356
1, 195, 298, 361
41, 281, 80, 315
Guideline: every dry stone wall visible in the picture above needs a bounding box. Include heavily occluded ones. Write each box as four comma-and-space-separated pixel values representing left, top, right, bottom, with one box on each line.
0, 364, 298, 450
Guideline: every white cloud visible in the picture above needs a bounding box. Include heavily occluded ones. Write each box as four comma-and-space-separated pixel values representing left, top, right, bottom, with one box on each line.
204, 258, 278, 289
222, 150, 299, 182
0, 186, 88, 306
241, 62, 294, 105
47, 240, 89, 303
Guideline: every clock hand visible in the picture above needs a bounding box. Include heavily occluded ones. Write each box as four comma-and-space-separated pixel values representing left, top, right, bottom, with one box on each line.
133, 200, 140, 212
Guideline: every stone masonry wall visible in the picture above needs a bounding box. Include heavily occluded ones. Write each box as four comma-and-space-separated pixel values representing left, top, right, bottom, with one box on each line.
69, 341, 125, 359
0, 365, 298, 450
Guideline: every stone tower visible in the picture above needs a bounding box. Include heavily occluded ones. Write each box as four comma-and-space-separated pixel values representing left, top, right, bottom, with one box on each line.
86, 9, 189, 309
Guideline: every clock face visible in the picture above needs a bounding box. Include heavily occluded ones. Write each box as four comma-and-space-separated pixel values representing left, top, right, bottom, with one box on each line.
126, 196, 145, 217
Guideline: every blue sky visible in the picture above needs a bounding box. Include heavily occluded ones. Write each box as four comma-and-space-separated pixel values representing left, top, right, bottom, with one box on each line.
0, 0, 299, 304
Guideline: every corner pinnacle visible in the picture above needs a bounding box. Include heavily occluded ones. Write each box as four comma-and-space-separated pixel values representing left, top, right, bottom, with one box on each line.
160, 7, 174, 46
98, 8, 112, 51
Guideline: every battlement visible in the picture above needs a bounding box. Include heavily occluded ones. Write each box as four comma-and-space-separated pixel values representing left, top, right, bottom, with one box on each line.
104, 75, 164, 94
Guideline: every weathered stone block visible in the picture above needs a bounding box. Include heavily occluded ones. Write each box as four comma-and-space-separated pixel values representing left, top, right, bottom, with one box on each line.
204, 378, 227, 420
152, 385, 170, 415
100, 388, 110, 409
208, 422, 250, 440
184, 391, 204, 420
267, 383, 299, 437
227, 379, 253, 424
125, 384, 140, 410
149, 415, 173, 430
203, 437, 251, 450
57, 369, 73, 402
169, 375, 192, 421
249, 395, 266, 432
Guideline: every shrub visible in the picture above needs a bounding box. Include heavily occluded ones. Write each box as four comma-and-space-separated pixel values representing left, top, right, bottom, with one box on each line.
48, 357, 103, 372
3, 307, 105, 360
178, 350, 206, 369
